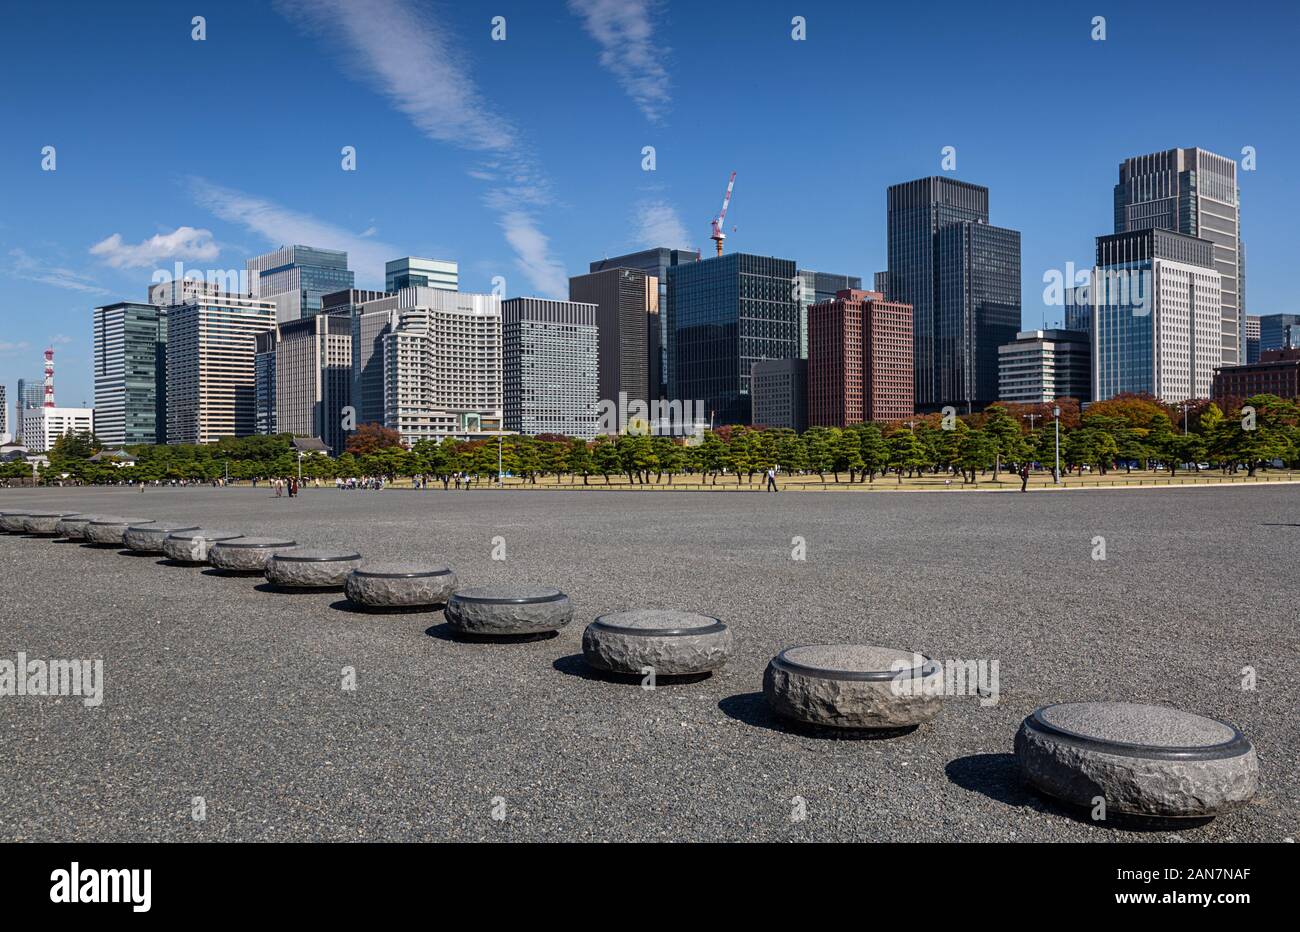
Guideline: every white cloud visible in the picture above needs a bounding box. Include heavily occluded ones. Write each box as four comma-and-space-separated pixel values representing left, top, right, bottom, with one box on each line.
500, 212, 568, 299
0, 340, 31, 354
635, 200, 691, 250
276, 0, 566, 297
189, 178, 400, 287
5, 248, 109, 295
49, 334, 73, 345
569, 0, 671, 124
88, 226, 220, 270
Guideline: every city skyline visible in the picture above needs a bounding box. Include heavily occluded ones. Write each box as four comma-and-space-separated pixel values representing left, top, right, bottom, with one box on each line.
1, 0, 1294, 407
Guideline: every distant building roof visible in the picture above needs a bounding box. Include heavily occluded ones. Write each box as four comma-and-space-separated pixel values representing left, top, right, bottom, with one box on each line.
291, 437, 331, 454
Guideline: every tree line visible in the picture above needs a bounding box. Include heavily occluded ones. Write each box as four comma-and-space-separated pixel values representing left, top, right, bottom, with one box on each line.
9, 393, 1298, 486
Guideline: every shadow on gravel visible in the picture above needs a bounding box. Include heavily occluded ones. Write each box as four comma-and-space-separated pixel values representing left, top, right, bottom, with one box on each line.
253, 582, 341, 595
154, 558, 202, 568
552, 652, 712, 685
945, 754, 1215, 832
428, 622, 556, 643
332, 599, 439, 616
1261, 523, 1300, 527
116, 549, 156, 557
718, 691, 920, 740
201, 568, 264, 578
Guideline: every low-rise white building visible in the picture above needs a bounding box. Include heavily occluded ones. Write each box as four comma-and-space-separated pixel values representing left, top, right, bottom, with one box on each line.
21, 406, 94, 453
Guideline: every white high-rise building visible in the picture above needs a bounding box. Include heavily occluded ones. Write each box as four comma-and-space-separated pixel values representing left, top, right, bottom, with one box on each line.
1091, 229, 1222, 404
22, 406, 94, 454
502, 297, 598, 438
382, 289, 502, 445
166, 294, 276, 444
1114, 148, 1243, 364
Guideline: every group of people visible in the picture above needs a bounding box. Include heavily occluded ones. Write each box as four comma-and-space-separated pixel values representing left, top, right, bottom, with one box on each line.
271, 477, 301, 498
335, 476, 385, 490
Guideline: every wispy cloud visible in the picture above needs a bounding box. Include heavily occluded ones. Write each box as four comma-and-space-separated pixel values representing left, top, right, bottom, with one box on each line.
88, 226, 219, 270
49, 334, 73, 345
5, 248, 109, 295
0, 340, 32, 355
569, 0, 671, 124
276, 0, 567, 297
189, 178, 401, 287
635, 200, 691, 250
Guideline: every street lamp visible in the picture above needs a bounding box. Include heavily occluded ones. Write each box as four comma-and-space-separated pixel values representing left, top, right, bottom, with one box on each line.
1053, 405, 1061, 484
1180, 403, 1190, 435
1024, 413, 1040, 431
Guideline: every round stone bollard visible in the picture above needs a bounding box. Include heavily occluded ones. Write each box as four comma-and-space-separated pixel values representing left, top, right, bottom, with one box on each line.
1014, 702, 1259, 819
265, 550, 362, 589
55, 515, 102, 540
345, 563, 457, 610
763, 645, 944, 730
444, 587, 572, 636
0, 511, 32, 533
85, 516, 154, 546
124, 522, 199, 553
210, 537, 298, 573
162, 529, 244, 564
23, 512, 80, 536
582, 610, 732, 677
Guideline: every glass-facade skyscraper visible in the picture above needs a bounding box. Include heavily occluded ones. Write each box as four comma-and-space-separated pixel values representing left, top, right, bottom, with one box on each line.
796, 270, 862, 359
384, 256, 458, 293
1114, 148, 1243, 364
247, 245, 354, 321
1258, 313, 1300, 352
93, 301, 168, 446
668, 252, 798, 426
886, 177, 1021, 411
590, 247, 699, 398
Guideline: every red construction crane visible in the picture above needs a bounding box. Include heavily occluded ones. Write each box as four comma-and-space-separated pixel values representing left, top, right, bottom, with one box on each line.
710, 170, 737, 257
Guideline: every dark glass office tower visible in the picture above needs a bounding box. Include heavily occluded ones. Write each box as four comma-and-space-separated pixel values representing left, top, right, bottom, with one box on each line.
1114, 148, 1243, 364
590, 247, 699, 398
669, 252, 798, 425
247, 245, 355, 320
886, 177, 1021, 411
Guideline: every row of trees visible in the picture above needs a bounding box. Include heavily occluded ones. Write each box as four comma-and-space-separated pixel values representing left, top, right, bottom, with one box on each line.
12, 393, 1299, 486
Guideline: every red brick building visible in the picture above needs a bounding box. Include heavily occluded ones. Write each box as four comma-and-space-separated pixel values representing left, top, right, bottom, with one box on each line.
1212, 347, 1300, 401
807, 289, 913, 426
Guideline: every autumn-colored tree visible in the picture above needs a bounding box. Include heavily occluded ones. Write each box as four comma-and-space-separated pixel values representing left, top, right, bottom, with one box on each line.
345, 422, 404, 455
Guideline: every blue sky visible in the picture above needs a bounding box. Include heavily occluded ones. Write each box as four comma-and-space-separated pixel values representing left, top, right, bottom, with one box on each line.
1, 0, 1297, 408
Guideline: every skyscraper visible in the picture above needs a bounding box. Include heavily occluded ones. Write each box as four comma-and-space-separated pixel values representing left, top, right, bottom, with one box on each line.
381, 289, 502, 445
796, 270, 862, 359
1114, 148, 1243, 364
385, 257, 458, 293
886, 177, 1021, 412
1245, 314, 1261, 364
807, 289, 914, 427
669, 252, 798, 426
590, 247, 699, 398
93, 301, 168, 446
261, 315, 353, 453
568, 267, 658, 408
502, 297, 598, 438
247, 245, 354, 321
1257, 313, 1300, 352
1090, 229, 1221, 404
165, 293, 277, 444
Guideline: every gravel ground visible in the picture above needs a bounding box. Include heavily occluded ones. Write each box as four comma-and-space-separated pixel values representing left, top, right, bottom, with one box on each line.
0, 484, 1296, 842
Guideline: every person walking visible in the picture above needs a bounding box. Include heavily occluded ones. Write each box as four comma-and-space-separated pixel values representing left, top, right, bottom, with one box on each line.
1019, 463, 1030, 493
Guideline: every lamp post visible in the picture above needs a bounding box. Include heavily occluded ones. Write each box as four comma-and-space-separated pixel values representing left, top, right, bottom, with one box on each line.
1180, 403, 1190, 435
1024, 413, 1040, 432
497, 433, 503, 487
1053, 405, 1061, 484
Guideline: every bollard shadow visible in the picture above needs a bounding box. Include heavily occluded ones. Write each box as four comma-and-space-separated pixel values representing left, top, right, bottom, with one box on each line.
254, 582, 340, 595
117, 549, 156, 557
945, 753, 1217, 831
552, 653, 713, 686
154, 558, 203, 568
202, 568, 265, 578
718, 691, 920, 741
427, 622, 557, 643
333, 599, 440, 616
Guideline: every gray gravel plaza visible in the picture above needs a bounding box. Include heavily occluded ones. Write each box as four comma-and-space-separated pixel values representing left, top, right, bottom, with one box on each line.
0, 483, 1295, 842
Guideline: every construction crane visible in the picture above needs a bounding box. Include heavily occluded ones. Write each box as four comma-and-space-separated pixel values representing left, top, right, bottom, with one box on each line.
710, 170, 737, 257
